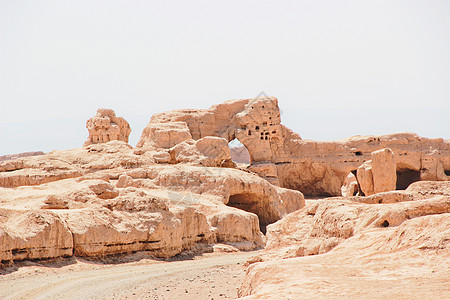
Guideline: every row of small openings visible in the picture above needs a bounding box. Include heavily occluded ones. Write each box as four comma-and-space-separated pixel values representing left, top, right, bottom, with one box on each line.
251, 105, 266, 109
249, 130, 277, 136
259, 131, 275, 140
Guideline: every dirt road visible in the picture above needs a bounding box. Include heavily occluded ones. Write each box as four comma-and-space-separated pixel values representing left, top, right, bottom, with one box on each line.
0, 250, 261, 300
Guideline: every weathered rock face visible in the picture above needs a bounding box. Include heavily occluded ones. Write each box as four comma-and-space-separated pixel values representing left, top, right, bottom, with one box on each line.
264, 189, 449, 259
0, 209, 73, 262
0, 141, 303, 262
1, 96, 449, 268
340, 172, 358, 197
240, 214, 450, 299
84, 108, 131, 146
356, 148, 397, 196
170, 136, 233, 167
137, 122, 192, 149
273, 133, 450, 195
234, 97, 285, 163
136, 97, 450, 196
239, 181, 450, 299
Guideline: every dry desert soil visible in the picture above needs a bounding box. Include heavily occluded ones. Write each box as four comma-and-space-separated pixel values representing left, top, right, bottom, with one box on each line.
0, 248, 260, 300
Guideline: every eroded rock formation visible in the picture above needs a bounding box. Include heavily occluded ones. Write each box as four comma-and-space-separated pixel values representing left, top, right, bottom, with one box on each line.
0, 151, 45, 163
136, 96, 450, 195
84, 108, 131, 146
0, 140, 303, 262
1, 95, 449, 279
340, 172, 359, 197
262, 181, 450, 259
356, 148, 397, 196
238, 181, 450, 298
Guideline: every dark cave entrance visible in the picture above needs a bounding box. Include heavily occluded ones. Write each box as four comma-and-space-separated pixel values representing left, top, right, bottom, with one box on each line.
396, 169, 421, 190
227, 193, 271, 234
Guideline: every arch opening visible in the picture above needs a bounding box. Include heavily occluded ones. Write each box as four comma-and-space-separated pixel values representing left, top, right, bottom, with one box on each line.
228, 138, 251, 165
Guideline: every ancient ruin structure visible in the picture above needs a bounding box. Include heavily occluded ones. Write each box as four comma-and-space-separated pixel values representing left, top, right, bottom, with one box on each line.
1, 97, 448, 299
356, 148, 397, 196
136, 96, 450, 196
84, 108, 131, 146
0, 99, 313, 262
0, 97, 449, 258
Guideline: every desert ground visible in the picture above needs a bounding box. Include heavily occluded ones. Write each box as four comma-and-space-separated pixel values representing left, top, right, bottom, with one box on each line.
1, 248, 260, 300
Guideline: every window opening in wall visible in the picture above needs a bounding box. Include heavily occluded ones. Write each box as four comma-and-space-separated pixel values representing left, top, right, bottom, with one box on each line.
228, 138, 250, 164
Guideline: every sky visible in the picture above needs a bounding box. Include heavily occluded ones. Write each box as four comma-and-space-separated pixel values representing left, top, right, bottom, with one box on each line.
1, 0, 449, 155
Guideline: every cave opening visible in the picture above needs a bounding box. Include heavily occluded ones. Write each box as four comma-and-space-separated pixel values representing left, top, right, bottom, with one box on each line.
227, 193, 270, 234
396, 169, 421, 190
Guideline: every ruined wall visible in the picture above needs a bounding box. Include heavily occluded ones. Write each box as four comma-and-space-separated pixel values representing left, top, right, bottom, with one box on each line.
137, 97, 450, 196
275, 133, 450, 195
84, 108, 131, 146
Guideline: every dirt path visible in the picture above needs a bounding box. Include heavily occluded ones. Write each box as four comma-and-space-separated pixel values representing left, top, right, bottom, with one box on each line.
0, 250, 261, 300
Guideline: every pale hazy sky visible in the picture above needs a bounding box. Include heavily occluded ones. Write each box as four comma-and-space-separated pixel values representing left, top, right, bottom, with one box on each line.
1, 1, 449, 154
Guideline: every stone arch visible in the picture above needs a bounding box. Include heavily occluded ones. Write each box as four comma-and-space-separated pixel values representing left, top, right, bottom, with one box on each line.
228, 138, 251, 164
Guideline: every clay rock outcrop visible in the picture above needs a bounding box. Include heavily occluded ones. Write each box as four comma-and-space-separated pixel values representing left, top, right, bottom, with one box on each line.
84, 108, 131, 146
234, 97, 286, 163
0, 140, 304, 262
340, 172, 358, 197
0, 209, 73, 261
271, 132, 450, 196
135, 97, 450, 196
239, 182, 450, 299
0, 151, 45, 163
1, 96, 448, 270
117, 164, 304, 232
264, 194, 449, 259
263, 181, 450, 260
239, 213, 450, 299
170, 136, 233, 167
356, 148, 397, 196
137, 122, 192, 149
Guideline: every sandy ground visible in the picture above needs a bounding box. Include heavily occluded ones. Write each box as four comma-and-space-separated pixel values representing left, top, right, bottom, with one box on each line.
0, 248, 262, 300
